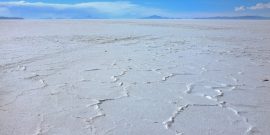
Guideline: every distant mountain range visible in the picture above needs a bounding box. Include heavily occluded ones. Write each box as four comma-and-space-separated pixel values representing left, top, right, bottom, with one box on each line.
194, 16, 270, 20
141, 15, 170, 19
141, 15, 270, 20
0, 16, 24, 19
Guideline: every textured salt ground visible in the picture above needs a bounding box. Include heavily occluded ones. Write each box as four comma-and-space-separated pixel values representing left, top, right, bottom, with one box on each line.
0, 20, 270, 135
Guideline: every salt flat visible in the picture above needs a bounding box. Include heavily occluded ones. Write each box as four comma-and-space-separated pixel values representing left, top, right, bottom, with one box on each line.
0, 20, 270, 135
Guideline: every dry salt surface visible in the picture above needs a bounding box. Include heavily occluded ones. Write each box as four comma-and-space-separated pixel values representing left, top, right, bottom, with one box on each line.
0, 20, 270, 135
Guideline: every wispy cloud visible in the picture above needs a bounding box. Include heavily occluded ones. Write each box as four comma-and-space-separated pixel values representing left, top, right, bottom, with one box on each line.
234, 6, 245, 12
0, 1, 167, 18
235, 2, 270, 12
249, 2, 270, 10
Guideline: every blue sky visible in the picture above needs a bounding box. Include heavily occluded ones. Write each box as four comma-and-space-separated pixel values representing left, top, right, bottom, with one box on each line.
0, 0, 270, 18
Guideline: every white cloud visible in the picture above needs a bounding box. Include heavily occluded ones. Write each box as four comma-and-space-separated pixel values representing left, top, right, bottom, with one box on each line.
0, 1, 168, 18
235, 6, 246, 12
235, 2, 270, 12
248, 2, 270, 10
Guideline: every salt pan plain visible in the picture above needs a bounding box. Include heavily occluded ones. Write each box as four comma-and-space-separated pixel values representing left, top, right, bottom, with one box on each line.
0, 20, 270, 135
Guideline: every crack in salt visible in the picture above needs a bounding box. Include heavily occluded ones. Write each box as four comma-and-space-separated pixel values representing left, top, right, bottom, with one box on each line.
84, 68, 101, 72
110, 70, 127, 83
203, 85, 256, 134
0, 79, 48, 108
162, 72, 193, 82
179, 82, 257, 134
163, 104, 190, 129
33, 114, 45, 135
162, 73, 174, 81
